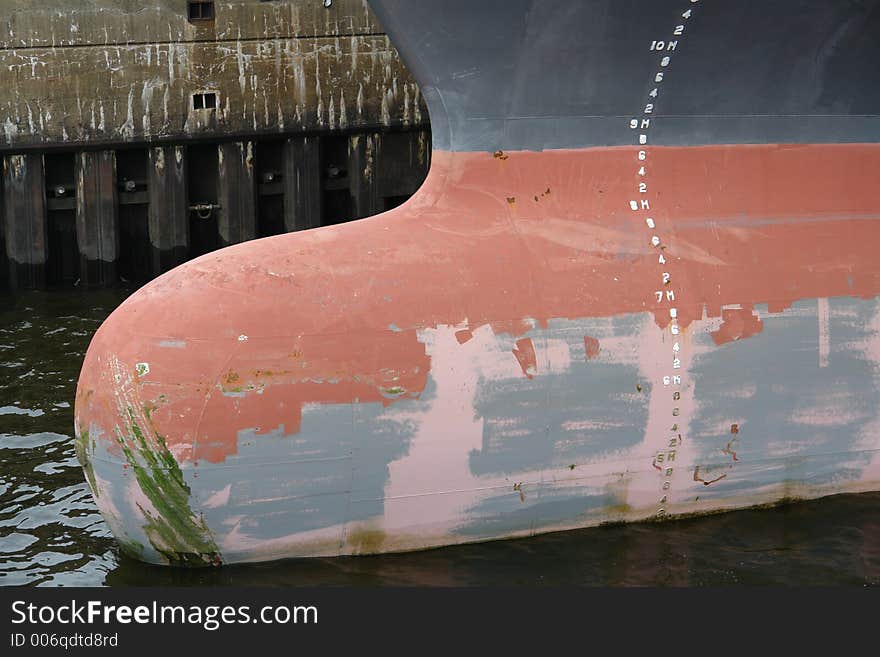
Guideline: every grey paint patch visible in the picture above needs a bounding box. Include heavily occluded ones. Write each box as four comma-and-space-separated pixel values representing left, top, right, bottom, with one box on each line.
187, 389, 425, 540
349, 381, 436, 514
454, 479, 612, 539
686, 297, 880, 500
85, 426, 164, 564
468, 315, 647, 476
189, 403, 356, 540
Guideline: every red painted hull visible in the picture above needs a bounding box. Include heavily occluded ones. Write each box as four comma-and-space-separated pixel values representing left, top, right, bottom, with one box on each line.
78, 143, 880, 460
74, 142, 880, 564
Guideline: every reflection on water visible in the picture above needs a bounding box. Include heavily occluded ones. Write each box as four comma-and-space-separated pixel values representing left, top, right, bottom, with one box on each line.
1, 289, 878, 586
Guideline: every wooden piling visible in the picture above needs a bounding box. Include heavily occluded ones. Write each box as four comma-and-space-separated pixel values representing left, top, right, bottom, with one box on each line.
76, 150, 119, 286
217, 141, 257, 247
147, 145, 188, 276
348, 132, 380, 220
3, 154, 47, 289
283, 136, 322, 232
376, 130, 431, 210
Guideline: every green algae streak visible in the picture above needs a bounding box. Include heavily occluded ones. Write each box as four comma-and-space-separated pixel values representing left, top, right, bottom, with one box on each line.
115, 407, 221, 566
75, 431, 99, 499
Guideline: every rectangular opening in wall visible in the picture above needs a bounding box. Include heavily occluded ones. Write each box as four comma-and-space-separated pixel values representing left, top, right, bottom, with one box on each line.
44, 153, 75, 206
46, 208, 78, 287
193, 92, 218, 111
320, 136, 351, 227
256, 140, 284, 237
187, 144, 220, 258
187, 1, 215, 21
43, 153, 78, 287
117, 148, 151, 283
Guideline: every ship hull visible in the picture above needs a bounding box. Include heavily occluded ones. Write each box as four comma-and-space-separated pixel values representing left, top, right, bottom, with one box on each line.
75, 0, 880, 565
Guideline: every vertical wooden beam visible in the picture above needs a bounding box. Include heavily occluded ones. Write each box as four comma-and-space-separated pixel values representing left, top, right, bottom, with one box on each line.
217, 141, 257, 246
3, 153, 47, 289
75, 150, 118, 286
347, 132, 380, 220
374, 129, 432, 208
147, 145, 188, 275
283, 135, 322, 232
0, 182, 7, 290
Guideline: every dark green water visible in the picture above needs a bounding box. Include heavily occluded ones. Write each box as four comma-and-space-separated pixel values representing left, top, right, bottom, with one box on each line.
1, 289, 878, 586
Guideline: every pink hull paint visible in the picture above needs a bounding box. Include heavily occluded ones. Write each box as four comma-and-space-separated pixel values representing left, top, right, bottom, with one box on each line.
78, 145, 880, 461
75, 144, 880, 564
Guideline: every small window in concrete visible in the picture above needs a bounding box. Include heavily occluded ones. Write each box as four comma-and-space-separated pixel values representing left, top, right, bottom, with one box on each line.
193, 92, 218, 110
187, 1, 215, 21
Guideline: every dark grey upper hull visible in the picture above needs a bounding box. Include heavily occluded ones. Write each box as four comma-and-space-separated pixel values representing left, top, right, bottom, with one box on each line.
370, 0, 880, 151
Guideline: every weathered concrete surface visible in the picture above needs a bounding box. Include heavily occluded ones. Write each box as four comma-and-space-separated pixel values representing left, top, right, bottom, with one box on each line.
0, 0, 382, 48
0, 1, 427, 150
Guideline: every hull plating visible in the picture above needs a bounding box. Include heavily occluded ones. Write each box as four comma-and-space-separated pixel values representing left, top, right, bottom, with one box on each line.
74, 0, 880, 565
